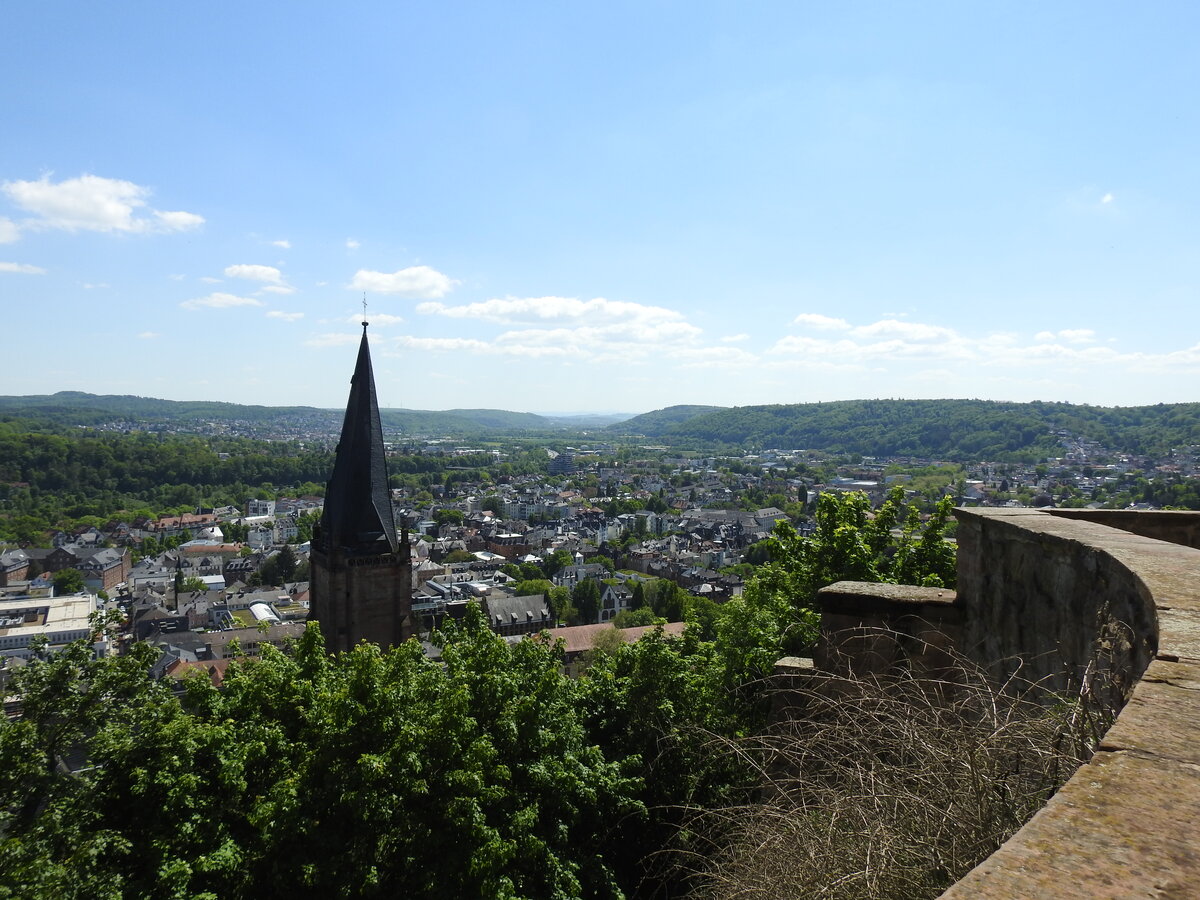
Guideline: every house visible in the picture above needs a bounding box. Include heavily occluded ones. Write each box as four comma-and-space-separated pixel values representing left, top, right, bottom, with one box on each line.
540, 621, 687, 676
482, 593, 553, 637
74, 547, 131, 592
598, 582, 634, 623
0, 549, 30, 587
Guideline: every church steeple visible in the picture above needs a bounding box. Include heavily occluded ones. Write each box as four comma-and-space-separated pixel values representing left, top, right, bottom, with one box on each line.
309, 316, 412, 652
318, 322, 398, 554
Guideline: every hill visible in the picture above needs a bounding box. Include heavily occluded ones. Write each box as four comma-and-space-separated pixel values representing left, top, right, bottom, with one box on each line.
609, 405, 725, 436
0, 392, 573, 435
615, 399, 1200, 459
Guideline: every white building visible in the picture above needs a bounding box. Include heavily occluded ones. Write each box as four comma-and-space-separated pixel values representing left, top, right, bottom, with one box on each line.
0, 592, 102, 659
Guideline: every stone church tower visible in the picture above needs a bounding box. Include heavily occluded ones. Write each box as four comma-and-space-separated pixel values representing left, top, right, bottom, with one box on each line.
309, 321, 412, 651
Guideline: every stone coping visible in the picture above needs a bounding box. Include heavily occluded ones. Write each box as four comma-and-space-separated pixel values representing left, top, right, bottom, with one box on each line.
938, 508, 1200, 898
816, 580, 956, 606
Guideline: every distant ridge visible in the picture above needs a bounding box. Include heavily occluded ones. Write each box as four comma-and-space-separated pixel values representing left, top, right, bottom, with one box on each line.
609, 405, 726, 435
0, 391, 627, 435
610, 398, 1200, 459
4, 393, 1200, 458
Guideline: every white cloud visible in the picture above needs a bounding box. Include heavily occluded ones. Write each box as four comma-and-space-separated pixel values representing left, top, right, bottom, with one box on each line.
2, 174, 204, 234
1035, 328, 1095, 345
1101, 192, 1114, 204
0, 218, 18, 243
403, 294, 709, 367
138, 331, 160, 339
793, 312, 851, 330
392, 335, 494, 353
154, 209, 205, 231
81, 282, 109, 289
266, 310, 304, 321
199, 276, 222, 284
224, 264, 284, 284
350, 265, 457, 298
849, 319, 959, 343
345, 238, 360, 250
417, 295, 685, 327
262, 285, 295, 295
0, 261, 45, 274
305, 332, 365, 348
271, 239, 291, 249
721, 333, 750, 343
763, 316, 1200, 385
180, 292, 264, 310
1058, 329, 1096, 344
168, 273, 186, 281
670, 346, 758, 368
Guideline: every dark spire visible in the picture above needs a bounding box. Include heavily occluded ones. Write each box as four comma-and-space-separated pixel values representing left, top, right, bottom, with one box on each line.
319, 322, 398, 553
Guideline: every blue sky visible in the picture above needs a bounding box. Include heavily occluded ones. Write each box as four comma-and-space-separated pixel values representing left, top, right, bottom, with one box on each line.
3, 2, 1199, 414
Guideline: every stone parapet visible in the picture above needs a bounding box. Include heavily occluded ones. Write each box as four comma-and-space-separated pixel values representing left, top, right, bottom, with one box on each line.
1048, 507, 1200, 551
937, 508, 1200, 898
814, 581, 960, 679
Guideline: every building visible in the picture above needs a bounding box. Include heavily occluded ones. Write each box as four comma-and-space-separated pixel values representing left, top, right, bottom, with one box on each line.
308, 320, 413, 652
0, 592, 100, 659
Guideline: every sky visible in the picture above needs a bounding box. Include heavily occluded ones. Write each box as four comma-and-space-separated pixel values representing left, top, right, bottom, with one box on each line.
2, 2, 1199, 415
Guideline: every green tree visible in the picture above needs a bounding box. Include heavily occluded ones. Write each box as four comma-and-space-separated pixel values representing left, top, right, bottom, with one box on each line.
541, 548, 574, 579
0, 611, 642, 899
571, 579, 601, 625
51, 568, 85, 595
612, 607, 663, 628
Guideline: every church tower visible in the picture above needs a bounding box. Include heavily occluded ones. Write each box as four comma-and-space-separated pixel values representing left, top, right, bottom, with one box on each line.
309, 320, 412, 651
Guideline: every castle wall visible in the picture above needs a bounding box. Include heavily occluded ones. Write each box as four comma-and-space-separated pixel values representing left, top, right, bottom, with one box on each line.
938, 508, 1200, 897
789, 508, 1200, 897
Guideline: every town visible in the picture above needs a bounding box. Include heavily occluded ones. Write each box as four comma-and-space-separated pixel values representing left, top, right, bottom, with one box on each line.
2, 416, 1196, 678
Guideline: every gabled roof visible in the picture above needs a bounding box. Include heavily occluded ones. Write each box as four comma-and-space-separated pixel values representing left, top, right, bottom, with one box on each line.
318, 324, 399, 554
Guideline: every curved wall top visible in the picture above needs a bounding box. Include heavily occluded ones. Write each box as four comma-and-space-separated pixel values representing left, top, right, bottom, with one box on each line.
939, 508, 1200, 898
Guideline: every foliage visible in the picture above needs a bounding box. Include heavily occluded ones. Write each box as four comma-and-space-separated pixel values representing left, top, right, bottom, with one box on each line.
509, 578, 555, 599
0, 485, 968, 899
541, 549, 575, 579
571, 579, 601, 626
0, 611, 640, 899
715, 487, 956, 688
433, 508, 464, 528
612, 607, 664, 628
577, 627, 758, 894
614, 397, 1200, 460
50, 568, 85, 595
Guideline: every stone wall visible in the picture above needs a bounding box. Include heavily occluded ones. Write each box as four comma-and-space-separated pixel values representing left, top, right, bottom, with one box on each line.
938, 508, 1200, 898
786, 508, 1200, 896
955, 508, 1159, 702
814, 581, 961, 681
1047, 507, 1200, 550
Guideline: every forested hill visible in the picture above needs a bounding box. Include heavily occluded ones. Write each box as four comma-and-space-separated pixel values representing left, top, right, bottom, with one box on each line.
611, 404, 725, 435
614, 399, 1200, 459
0, 392, 614, 434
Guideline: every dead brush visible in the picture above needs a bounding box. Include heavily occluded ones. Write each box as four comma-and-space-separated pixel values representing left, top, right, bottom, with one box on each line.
664, 630, 1125, 900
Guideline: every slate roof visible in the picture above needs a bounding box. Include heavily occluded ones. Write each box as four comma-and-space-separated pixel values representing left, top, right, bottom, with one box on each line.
484, 593, 551, 626
318, 324, 399, 554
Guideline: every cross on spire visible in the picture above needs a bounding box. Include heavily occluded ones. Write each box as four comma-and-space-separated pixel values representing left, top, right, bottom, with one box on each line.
362, 294, 368, 329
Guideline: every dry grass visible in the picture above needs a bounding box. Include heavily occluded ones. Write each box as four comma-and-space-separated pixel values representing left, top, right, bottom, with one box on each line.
665, 634, 1124, 900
